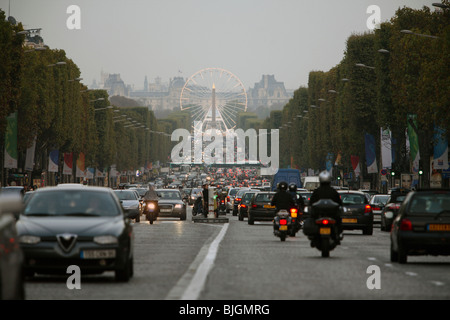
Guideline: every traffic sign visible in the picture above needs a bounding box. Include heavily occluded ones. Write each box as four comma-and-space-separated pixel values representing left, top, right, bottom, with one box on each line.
380, 169, 387, 176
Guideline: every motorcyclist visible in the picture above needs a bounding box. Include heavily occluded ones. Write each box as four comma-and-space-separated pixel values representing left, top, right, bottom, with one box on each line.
309, 170, 343, 242
288, 183, 305, 212
271, 181, 295, 233
202, 183, 209, 217
143, 185, 159, 222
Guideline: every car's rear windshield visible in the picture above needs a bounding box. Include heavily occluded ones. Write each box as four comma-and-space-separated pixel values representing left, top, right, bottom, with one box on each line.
255, 193, 274, 202
340, 193, 366, 205
229, 189, 239, 196
408, 192, 450, 216
24, 190, 120, 216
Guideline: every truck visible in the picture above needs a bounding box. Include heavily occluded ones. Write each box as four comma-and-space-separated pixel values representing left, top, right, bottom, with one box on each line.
271, 169, 302, 191
303, 176, 320, 191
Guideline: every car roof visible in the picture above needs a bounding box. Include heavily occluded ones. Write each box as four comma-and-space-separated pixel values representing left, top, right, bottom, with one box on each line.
338, 190, 366, 195
35, 185, 112, 193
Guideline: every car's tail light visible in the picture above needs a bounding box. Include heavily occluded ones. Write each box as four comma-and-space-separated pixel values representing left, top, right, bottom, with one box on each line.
280, 219, 287, 225
371, 205, 380, 211
364, 205, 372, 214
400, 219, 412, 231
227, 196, 230, 201
252, 204, 257, 208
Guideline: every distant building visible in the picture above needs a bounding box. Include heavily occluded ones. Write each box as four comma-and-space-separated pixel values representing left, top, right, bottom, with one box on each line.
247, 75, 293, 110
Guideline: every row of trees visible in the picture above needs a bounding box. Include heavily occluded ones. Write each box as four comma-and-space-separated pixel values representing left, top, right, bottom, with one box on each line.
0, 10, 189, 185
237, 4, 449, 188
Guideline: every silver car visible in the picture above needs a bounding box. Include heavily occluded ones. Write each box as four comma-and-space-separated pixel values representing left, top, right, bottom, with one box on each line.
226, 187, 241, 213
369, 194, 389, 224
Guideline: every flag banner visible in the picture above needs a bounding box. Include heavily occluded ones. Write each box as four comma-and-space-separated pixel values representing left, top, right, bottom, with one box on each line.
110, 165, 119, 178
85, 167, 94, 179
334, 152, 342, 166
48, 150, 59, 173
76, 152, 85, 178
63, 153, 73, 175
326, 153, 334, 172
407, 114, 420, 172
4, 112, 18, 169
433, 126, 449, 170
381, 128, 392, 169
365, 133, 378, 174
25, 136, 37, 171
351, 155, 361, 177
95, 168, 105, 178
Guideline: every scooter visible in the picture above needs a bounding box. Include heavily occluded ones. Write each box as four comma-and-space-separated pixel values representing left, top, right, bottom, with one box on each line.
304, 199, 342, 257
145, 200, 158, 224
289, 207, 302, 236
219, 198, 226, 214
273, 209, 293, 241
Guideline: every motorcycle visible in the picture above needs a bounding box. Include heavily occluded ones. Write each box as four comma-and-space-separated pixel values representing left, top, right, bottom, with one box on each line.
218, 198, 226, 214
273, 209, 293, 241
303, 199, 342, 257
145, 200, 158, 224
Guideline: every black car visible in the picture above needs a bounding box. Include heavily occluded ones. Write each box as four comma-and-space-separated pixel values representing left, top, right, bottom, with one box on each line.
238, 190, 259, 221
155, 189, 187, 220
17, 185, 134, 281
0, 194, 25, 299
338, 191, 374, 235
247, 192, 277, 225
380, 188, 410, 231
390, 189, 450, 264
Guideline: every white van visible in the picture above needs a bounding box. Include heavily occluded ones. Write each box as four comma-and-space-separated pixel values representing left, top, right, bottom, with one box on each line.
303, 176, 320, 191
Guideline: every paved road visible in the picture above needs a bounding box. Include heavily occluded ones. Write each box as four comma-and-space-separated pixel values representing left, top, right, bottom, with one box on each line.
24, 207, 450, 300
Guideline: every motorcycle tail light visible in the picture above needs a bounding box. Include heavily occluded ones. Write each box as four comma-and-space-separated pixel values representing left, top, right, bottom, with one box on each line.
290, 208, 298, 218
322, 219, 329, 225
241, 204, 247, 208
280, 219, 287, 225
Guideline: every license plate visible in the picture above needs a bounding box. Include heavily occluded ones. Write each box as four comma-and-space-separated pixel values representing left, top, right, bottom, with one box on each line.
280, 225, 288, 231
264, 205, 275, 208
320, 227, 331, 235
160, 209, 172, 212
428, 224, 450, 231
342, 218, 357, 223
81, 249, 116, 259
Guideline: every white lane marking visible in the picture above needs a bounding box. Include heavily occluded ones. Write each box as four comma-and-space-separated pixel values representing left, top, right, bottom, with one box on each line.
431, 281, 445, 286
405, 272, 418, 277
367, 257, 377, 261
167, 223, 229, 300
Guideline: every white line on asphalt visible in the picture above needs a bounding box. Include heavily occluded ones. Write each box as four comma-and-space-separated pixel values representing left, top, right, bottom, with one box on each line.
165, 223, 229, 300
431, 281, 445, 286
367, 257, 377, 261
405, 272, 418, 277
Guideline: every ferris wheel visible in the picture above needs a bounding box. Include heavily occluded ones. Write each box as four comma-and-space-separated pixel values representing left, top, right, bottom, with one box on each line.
180, 68, 247, 132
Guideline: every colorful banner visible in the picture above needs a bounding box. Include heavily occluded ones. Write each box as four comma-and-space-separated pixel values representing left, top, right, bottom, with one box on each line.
48, 150, 59, 173
63, 152, 73, 175
76, 152, 85, 178
85, 167, 94, 179
407, 114, 420, 173
380, 128, 392, 169
25, 136, 37, 171
351, 155, 361, 177
95, 168, 105, 178
433, 126, 449, 170
365, 133, 378, 174
4, 112, 18, 169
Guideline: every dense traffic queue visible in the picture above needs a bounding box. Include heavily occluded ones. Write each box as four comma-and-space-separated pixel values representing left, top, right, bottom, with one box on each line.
0, 175, 449, 299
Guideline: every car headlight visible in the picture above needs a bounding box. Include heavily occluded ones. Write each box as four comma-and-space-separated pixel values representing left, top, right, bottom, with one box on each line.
175, 204, 183, 209
94, 235, 118, 245
19, 235, 41, 244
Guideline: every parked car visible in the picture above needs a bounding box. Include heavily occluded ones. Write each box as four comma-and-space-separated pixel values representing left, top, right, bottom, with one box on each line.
17, 185, 134, 281
247, 192, 277, 225
338, 191, 374, 235
369, 194, 389, 224
0, 194, 25, 299
114, 189, 142, 222
390, 189, 450, 264
380, 188, 410, 231
155, 189, 187, 220
238, 190, 260, 221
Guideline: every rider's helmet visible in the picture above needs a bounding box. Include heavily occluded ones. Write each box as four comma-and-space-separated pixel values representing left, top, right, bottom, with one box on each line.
278, 181, 288, 191
319, 170, 332, 185
288, 183, 297, 192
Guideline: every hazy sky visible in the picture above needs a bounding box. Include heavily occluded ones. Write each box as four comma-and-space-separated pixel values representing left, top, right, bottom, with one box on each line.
1, 0, 434, 90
